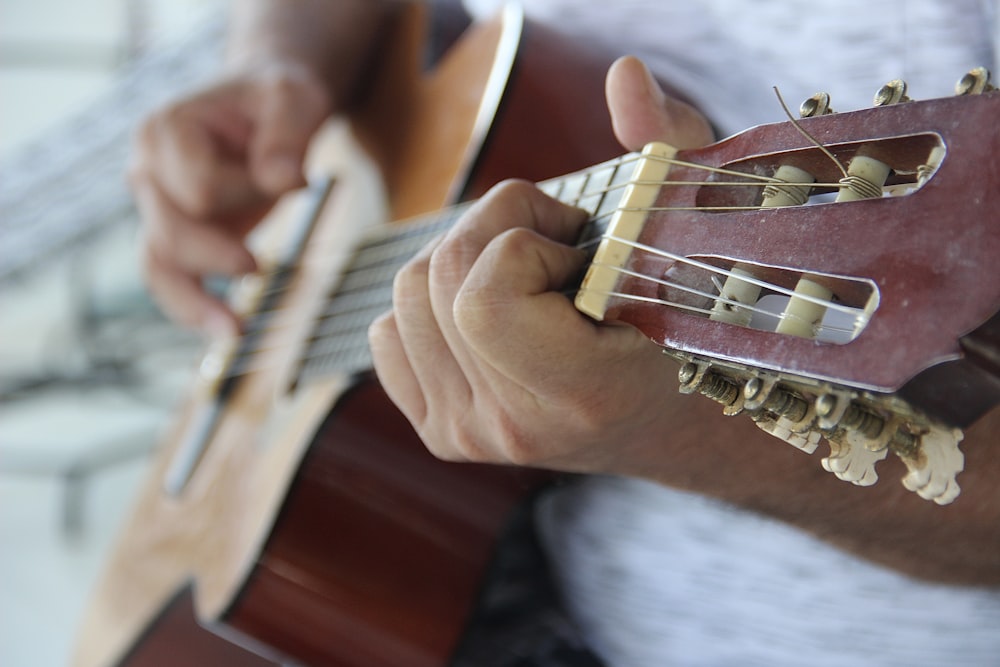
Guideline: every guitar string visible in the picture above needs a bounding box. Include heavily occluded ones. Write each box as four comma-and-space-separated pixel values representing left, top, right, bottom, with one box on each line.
586, 261, 862, 335
224, 248, 862, 382
229, 231, 862, 381
222, 193, 867, 380
238, 169, 840, 324
586, 235, 865, 316
213, 157, 871, 382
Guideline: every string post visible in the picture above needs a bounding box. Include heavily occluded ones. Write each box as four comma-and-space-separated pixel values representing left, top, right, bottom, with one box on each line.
709, 267, 764, 327
776, 277, 833, 338
835, 155, 891, 202
761, 164, 815, 208
917, 145, 946, 186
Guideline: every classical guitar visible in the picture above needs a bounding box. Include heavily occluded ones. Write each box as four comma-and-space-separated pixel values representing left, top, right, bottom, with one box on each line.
73, 5, 623, 667
73, 3, 1000, 665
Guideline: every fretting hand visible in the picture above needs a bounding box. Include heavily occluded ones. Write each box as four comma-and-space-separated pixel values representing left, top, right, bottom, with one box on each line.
368, 57, 714, 473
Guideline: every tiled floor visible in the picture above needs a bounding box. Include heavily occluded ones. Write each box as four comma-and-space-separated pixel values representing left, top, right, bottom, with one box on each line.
0, 2, 221, 665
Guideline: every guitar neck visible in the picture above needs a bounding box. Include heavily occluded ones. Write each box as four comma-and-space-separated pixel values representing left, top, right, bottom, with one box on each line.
292, 151, 641, 385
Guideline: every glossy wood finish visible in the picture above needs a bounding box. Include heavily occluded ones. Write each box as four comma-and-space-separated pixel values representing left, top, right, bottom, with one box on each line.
225, 381, 549, 666
113, 591, 278, 667
902, 309, 1000, 427
606, 92, 1000, 424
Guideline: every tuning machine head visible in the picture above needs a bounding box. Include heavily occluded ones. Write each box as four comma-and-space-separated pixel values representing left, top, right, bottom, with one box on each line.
874, 79, 911, 106
799, 92, 835, 117
955, 66, 995, 95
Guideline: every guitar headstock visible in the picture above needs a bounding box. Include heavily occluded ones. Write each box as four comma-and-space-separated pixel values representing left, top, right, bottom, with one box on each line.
577, 70, 1000, 503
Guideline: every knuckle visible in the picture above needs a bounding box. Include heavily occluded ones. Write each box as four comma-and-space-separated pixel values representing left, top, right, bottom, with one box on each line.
494, 226, 540, 259
393, 253, 430, 303
486, 178, 538, 203
420, 419, 473, 463
462, 408, 538, 467
492, 415, 539, 467
428, 236, 468, 284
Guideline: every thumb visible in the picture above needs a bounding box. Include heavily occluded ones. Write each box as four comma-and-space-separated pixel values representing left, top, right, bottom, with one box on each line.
606, 56, 714, 151
249, 76, 331, 195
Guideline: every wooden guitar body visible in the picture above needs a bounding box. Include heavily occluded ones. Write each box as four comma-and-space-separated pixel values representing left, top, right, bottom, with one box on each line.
73, 6, 623, 667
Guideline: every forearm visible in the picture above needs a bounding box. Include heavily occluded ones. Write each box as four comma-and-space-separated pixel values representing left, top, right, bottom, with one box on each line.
638, 378, 1000, 586
225, 0, 398, 109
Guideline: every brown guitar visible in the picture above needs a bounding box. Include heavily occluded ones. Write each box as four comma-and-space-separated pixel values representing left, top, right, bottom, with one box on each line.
72, 5, 624, 667
74, 4, 1000, 665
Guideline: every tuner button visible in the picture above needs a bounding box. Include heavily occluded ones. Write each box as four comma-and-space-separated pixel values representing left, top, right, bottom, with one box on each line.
873, 79, 911, 106
955, 66, 995, 95
822, 429, 887, 486
898, 426, 965, 505
799, 92, 835, 117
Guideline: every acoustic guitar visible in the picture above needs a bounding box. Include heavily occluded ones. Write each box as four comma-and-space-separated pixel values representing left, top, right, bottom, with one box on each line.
73, 5, 623, 667
73, 3, 1000, 666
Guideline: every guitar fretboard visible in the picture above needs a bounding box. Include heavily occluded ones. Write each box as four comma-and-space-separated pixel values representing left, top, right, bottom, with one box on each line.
293, 151, 640, 386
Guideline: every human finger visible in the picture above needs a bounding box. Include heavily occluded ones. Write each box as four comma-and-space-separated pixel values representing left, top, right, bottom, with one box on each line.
605, 55, 714, 151
455, 226, 643, 395
133, 175, 256, 335
383, 240, 480, 458
247, 68, 332, 195
133, 174, 258, 278
433, 180, 587, 271
368, 310, 426, 426
137, 98, 268, 218
142, 239, 241, 337
424, 182, 588, 401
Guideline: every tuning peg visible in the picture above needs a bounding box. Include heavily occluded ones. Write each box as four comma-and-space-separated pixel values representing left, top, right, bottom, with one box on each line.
955, 66, 995, 95
873, 79, 911, 106
799, 92, 835, 117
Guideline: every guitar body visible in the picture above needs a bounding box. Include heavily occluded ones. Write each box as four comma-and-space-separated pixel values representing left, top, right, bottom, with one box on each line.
73, 6, 623, 667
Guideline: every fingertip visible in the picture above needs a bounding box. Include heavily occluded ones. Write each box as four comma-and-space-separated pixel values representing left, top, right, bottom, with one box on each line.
606, 56, 661, 151
367, 310, 398, 351
606, 56, 713, 150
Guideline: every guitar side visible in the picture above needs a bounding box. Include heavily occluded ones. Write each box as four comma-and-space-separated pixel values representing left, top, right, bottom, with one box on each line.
72, 6, 624, 667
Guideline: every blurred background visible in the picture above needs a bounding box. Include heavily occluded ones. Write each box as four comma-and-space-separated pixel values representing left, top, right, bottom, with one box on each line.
1, 1, 226, 664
